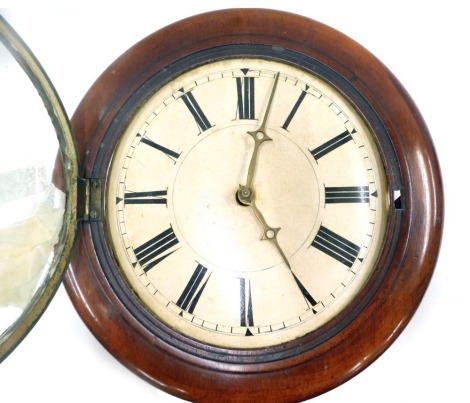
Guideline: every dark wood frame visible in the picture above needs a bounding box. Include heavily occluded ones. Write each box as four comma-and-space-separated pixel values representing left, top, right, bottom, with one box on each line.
65, 9, 443, 402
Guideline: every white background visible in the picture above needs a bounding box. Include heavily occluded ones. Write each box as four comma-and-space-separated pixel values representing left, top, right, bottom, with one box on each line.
0, 2, 466, 402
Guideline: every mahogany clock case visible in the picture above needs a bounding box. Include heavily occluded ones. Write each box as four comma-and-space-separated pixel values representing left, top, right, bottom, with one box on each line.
62, 9, 443, 402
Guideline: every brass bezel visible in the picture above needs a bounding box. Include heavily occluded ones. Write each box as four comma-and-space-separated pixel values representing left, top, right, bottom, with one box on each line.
0, 16, 78, 362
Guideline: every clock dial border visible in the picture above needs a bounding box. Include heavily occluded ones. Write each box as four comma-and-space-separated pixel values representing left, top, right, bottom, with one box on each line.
93, 45, 393, 360
65, 9, 443, 402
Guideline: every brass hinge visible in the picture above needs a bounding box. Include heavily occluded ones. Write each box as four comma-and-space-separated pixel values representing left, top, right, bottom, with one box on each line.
77, 178, 102, 222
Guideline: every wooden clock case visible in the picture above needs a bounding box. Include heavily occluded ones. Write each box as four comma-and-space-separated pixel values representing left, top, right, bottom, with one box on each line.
64, 9, 443, 402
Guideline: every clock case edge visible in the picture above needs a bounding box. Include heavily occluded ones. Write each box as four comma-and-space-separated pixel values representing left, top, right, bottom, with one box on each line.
64, 9, 444, 402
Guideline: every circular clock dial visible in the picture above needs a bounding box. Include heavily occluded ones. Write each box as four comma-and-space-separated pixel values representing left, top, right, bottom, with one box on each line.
106, 57, 388, 349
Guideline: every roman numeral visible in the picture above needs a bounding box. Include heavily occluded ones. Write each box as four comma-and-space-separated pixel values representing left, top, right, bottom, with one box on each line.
282, 86, 308, 130
134, 227, 179, 272
140, 136, 180, 162
240, 278, 254, 328
310, 129, 355, 161
236, 69, 255, 120
291, 272, 318, 312
179, 90, 213, 133
312, 226, 361, 268
325, 186, 370, 204
119, 190, 167, 206
176, 263, 210, 314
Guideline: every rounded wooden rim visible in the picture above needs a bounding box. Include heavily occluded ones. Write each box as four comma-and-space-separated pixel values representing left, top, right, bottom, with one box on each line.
65, 9, 443, 401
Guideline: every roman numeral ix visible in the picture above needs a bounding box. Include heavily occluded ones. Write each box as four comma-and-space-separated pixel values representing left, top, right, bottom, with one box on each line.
118, 190, 167, 206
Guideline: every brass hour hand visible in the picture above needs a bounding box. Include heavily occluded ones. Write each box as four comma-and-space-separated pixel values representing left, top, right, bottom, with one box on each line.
236, 186, 291, 270
243, 131, 272, 191
250, 201, 291, 271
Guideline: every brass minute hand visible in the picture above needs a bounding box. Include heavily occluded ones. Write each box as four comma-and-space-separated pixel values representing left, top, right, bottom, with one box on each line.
243, 72, 280, 190
236, 72, 290, 269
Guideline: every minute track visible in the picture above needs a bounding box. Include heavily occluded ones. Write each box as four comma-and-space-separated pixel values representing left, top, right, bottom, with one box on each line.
106, 57, 388, 350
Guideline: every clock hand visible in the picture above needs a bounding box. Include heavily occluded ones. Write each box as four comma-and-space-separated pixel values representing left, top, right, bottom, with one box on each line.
236, 72, 289, 268
238, 72, 280, 208
243, 72, 280, 191
237, 185, 291, 270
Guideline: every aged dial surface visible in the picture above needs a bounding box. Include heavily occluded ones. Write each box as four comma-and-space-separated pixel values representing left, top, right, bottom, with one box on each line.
106, 58, 388, 349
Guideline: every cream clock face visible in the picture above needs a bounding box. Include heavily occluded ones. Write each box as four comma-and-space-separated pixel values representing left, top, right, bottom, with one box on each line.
106, 58, 388, 349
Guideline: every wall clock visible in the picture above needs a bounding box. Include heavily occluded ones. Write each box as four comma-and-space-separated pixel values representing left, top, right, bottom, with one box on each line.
0, 8, 443, 402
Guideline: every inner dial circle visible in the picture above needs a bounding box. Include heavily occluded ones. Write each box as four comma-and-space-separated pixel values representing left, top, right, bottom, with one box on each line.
106, 56, 388, 349
172, 126, 321, 273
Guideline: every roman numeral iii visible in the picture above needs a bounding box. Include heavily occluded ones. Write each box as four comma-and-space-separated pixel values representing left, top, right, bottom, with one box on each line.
325, 186, 370, 204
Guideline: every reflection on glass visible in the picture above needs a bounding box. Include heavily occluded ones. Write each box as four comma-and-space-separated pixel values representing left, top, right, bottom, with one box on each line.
0, 38, 65, 335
